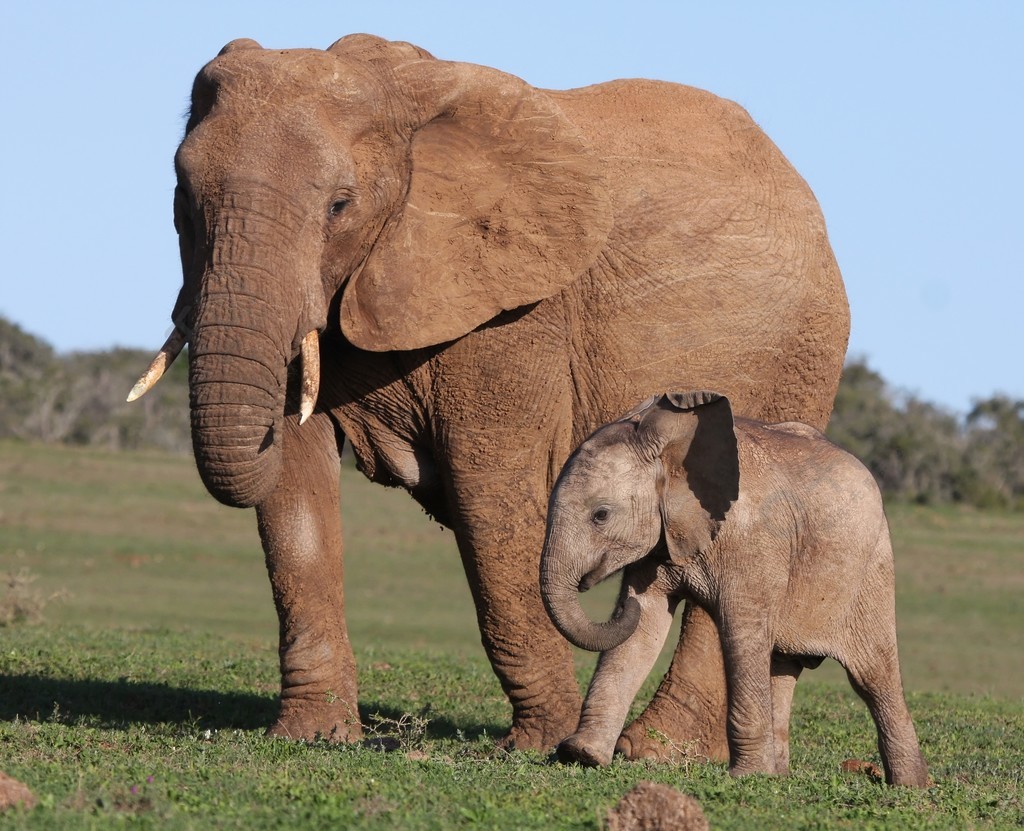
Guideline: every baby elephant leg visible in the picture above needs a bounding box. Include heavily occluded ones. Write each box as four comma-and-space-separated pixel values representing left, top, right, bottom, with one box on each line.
720, 614, 777, 776
558, 589, 676, 767
769, 655, 805, 775
843, 651, 930, 787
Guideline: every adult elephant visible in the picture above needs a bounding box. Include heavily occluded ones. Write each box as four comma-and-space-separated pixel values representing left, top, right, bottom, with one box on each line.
130, 34, 849, 756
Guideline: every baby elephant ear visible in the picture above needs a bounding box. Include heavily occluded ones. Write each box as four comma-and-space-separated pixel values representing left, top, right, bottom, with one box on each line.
662, 390, 728, 412
669, 392, 739, 517
656, 392, 739, 562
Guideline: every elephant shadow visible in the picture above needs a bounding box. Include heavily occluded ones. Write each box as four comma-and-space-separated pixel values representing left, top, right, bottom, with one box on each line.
0, 675, 504, 742
0, 673, 277, 731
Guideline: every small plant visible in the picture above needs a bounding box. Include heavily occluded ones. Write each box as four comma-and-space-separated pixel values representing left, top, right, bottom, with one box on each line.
0, 568, 67, 626
643, 728, 705, 772
362, 710, 431, 754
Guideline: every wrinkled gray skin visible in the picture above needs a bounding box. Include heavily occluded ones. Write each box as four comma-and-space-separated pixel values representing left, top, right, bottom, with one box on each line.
541, 392, 929, 786
136, 34, 849, 753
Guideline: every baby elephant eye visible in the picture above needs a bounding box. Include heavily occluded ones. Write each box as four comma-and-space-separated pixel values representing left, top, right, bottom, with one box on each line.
591, 508, 610, 525
328, 199, 350, 218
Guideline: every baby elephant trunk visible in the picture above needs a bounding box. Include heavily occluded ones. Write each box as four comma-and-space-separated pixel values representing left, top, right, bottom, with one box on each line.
540, 539, 641, 652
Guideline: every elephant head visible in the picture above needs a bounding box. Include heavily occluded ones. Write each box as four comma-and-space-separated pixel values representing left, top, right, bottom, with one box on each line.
129, 34, 612, 507
540, 391, 740, 651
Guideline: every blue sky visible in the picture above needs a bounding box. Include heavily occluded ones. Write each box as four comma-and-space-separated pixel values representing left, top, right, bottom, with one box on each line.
3, 2, 1021, 414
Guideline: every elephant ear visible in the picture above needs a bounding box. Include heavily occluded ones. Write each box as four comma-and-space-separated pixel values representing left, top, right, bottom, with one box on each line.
327, 33, 435, 64
642, 392, 740, 564
340, 56, 613, 352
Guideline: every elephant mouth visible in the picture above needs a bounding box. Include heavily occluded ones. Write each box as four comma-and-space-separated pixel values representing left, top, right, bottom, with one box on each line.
127, 326, 322, 426
578, 556, 619, 592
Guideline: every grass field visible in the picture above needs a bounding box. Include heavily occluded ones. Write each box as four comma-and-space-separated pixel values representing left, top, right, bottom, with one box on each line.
1, 440, 1022, 828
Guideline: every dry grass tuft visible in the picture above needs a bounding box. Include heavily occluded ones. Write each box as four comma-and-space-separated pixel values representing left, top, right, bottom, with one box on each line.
0, 568, 68, 626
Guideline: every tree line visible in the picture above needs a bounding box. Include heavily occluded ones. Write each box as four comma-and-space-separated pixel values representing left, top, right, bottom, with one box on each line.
0, 317, 191, 455
826, 360, 1023, 510
2, 316, 1022, 509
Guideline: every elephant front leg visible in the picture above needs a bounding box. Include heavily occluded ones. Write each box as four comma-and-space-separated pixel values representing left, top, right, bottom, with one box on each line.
257, 414, 361, 742
445, 465, 582, 751
559, 577, 676, 767
616, 601, 730, 762
719, 615, 777, 777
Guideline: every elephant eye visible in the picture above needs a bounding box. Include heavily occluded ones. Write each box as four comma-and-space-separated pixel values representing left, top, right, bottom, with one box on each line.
328, 199, 350, 218
173, 185, 194, 236
591, 507, 611, 525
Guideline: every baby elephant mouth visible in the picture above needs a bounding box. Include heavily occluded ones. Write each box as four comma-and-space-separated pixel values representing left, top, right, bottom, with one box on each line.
578, 556, 619, 592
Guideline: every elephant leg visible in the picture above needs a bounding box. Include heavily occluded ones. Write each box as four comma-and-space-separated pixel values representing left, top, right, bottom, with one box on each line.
559, 580, 676, 767
842, 649, 929, 787
769, 655, 804, 775
617, 601, 729, 762
256, 413, 361, 742
719, 614, 776, 777
441, 440, 582, 751
452, 487, 582, 750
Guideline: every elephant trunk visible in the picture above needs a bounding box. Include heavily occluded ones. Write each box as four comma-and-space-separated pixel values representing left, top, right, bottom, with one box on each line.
540, 531, 642, 653
188, 295, 289, 508
181, 185, 326, 509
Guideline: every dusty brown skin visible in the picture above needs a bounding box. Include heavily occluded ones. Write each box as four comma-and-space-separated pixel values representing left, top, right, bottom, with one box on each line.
542, 392, 929, 786
133, 34, 849, 752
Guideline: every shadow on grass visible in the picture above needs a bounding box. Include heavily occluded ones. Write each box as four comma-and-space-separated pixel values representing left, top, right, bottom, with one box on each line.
0, 675, 506, 741
0, 673, 278, 730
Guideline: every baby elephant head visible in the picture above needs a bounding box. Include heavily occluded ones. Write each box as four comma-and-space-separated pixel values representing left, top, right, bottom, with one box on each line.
540, 391, 739, 651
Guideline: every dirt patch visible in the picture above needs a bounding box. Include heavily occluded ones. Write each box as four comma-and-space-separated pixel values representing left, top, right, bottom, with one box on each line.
606, 781, 708, 831
841, 758, 884, 783
0, 771, 37, 810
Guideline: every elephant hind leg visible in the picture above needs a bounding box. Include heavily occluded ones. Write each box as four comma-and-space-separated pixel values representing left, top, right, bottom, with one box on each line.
841, 651, 929, 787
616, 602, 729, 763
769, 655, 804, 775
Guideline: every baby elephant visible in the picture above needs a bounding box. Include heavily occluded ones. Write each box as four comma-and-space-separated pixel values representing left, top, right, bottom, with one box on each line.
540, 391, 929, 786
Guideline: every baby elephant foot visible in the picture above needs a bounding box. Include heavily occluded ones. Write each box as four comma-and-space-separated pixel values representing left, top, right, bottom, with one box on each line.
267, 697, 363, 743
727, 747, 778, 778
556, 734, 613, 767
885, 753, 931, 788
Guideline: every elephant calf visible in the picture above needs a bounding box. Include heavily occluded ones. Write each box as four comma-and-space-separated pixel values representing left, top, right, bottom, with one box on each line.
540, 391, 929, 786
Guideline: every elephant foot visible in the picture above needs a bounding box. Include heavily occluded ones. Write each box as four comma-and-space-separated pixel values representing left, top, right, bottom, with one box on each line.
618, 602, 729, 762
266, 697, 363, 743
498, 717, 575, 753
884, 755, 931, 788
556, 734, 612, 767
725, 739, 777, 778
496, 694, 582, 753
617, 696, 728, 764
728, 760, 775, 778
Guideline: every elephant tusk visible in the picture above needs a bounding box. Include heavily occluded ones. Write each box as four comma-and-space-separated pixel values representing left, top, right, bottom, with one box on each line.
126, 327, 188, 402
298, 330, 320, 425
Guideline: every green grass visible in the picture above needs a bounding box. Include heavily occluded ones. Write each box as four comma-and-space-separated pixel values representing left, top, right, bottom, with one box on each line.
1, 440, 1022, 828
